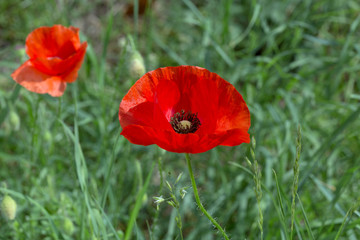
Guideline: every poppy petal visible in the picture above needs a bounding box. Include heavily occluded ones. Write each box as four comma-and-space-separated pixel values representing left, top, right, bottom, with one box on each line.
216, 80, 251, 132
121, 124, 201, 153
155, 80, 180, 121
119, 66, 251, 154
158, 66, 192, 112
121, 124, 234, 154
153, 66, 219, 134
121, 125, 155, 146
187, 131, 235, 153
26, 25, 80, 59
120, 71, 173, 131
61, 42, 87, 82
164, 132, 200, 153
11, 60, 66, 97
187, 67, 219, 134
119, 73, 158, 128
13, 25, 87, 97
120, 101, 156, 128
120, 72, 158, 113
220, 129, 251, 146
31, 42, 87, 76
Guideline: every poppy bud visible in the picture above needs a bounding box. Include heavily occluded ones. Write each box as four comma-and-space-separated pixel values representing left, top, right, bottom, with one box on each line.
117, 230, 124, 238
1, 195, 17, 220
9, 111, 20, 131
44, 130, 52, 142
63, 217, 75, 235
129, 51, 146, 79
142, 193, 148, 206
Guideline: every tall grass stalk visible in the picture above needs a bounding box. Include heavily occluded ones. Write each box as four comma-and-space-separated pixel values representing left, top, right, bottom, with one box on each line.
247, 136, 263, 240
101, 130, 121, 208
273, 169, 290, 240
124, 162, 155, 240
334, 198, 360, 240
291, 125, 302, 240
296, 193, 315, 240
150, 154, 165, 237
165, 178, 184, 240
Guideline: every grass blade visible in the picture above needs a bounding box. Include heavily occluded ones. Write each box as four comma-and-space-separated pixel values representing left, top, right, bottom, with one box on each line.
299, 106, 360, 189
273, 169, 290, 240
334, 198, 360, 240
297, 193, 315, 240
124, 161, 155, 240
291, 125, 302, 240
0, 84, 21, 125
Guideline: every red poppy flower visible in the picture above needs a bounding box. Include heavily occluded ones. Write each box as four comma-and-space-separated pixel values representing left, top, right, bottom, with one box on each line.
119, 66, 251, 154
11, 25, 87, 97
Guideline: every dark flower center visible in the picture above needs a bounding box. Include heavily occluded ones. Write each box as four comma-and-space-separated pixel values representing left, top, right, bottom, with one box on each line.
170, 110, 201, 134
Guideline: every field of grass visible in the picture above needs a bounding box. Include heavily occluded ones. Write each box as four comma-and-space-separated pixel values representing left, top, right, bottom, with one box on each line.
1, 0, 360, 239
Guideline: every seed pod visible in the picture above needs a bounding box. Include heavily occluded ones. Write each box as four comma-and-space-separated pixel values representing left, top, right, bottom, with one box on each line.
44, 130, 52, 142
63, 217, 75, 235
1, 195, 17, 220
142, 193, 148, 206
9, 111, 20, 131
129, 51, 146, 79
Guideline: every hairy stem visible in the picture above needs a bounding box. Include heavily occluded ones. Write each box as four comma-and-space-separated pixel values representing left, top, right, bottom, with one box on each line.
185, 153, 230, 240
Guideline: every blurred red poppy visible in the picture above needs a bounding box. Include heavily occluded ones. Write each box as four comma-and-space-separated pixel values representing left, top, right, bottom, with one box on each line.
11, 25, 87, 97
119, 66, 250, 154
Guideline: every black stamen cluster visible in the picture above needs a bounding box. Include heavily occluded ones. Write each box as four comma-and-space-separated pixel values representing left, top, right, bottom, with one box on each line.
170, 109, 201, 134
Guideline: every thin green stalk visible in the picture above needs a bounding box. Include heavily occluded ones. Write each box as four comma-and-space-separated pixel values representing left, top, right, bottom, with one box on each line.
179, 222, 184, 240
296, 193, 315, 240
334, 197, 360, 240
273, 169, 290, 240
57, 96, 62, 119
30, 96, 41, 163
185, 153, 229, 240
124, 162, 155, 240
151, 154, 165, 237
165, 176, 185, 239
101, 129, 121, 208
291, 125, 302, 240
157, 155, 164, 192
133, 0, 139, 42
248, 136, 263, 240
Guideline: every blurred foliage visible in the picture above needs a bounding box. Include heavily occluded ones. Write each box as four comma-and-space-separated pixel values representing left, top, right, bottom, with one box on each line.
0, 0, 360, 239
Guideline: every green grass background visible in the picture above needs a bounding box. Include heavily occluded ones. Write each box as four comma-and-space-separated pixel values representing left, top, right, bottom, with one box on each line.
1, 0, 360, 239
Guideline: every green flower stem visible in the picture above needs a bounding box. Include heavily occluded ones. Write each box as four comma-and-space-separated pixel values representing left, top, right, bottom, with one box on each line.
185, 153, 230, 240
